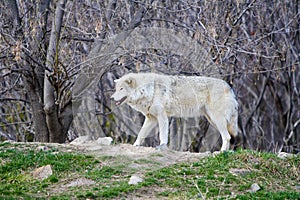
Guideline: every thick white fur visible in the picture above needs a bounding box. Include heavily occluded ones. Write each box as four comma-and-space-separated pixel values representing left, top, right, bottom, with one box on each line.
111, 73, 238, 151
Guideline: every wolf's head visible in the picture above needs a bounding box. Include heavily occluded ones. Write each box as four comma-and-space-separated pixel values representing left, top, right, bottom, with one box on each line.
111, 76, 136, 106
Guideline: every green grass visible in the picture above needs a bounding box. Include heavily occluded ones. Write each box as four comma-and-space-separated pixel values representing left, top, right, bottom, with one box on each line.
0, 142, 139, 199
0, 143, 299, 199
142, 150, 300, 199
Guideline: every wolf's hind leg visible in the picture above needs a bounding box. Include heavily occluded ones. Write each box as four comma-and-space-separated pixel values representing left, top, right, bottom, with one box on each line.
133, 116, 157, 146
206, 111, 231, 151
227, 110, 238, 138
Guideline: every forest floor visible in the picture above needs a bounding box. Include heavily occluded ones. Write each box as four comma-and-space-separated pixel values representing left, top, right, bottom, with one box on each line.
0, 140, 299, 199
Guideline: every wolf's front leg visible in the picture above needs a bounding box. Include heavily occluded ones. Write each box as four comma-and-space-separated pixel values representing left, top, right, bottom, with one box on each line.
133, 116, 157, 146
157, 111, 169, 147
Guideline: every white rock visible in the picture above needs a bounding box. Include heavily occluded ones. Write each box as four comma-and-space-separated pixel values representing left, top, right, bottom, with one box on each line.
36, 146, 49, 151
248, 183, 260, 193
66, 178, 95, 187
96, 137, 113, 145
32, 165, 53, 181
229, 168, 252, 176
128, 175, 143, 185
70, 136, 91, 145
278, 152, 294, 159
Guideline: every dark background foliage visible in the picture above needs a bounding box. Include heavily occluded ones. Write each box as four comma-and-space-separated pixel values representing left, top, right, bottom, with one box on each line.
0, 0, 299, 153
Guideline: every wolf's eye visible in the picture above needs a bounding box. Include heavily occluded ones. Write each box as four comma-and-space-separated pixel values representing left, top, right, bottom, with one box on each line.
120, 88, 123, 91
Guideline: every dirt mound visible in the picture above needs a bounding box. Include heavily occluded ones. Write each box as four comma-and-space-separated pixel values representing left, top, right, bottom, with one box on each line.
70, 141, 211, 170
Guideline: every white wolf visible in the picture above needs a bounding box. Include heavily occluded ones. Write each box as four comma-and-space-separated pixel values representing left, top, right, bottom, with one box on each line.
111, 73, 238, 151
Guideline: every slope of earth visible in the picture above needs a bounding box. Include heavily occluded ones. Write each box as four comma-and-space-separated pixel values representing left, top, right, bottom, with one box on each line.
0, 141, 299, 199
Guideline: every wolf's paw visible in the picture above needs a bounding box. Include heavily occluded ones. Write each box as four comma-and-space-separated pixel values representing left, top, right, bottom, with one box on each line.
212, 151, 221, 156
133, 141, 141, 146
155, 144, 168, 151
213, 150, 234, 157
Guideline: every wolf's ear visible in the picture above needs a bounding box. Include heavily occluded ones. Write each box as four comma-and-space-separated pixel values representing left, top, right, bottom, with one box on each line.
125, 77, 136, 88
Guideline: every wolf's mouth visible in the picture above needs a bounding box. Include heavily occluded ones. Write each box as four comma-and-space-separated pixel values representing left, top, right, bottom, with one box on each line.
115, 96, 127, 106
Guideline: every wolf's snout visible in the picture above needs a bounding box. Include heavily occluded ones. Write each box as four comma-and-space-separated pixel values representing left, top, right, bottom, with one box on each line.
115, 96, 127, 106
110, 94, 115, 100
110, 92, 127, 106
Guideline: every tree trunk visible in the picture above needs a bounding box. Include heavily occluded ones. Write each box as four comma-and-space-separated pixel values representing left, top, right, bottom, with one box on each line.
25, 79, 49, 142
44, 0, 67, 143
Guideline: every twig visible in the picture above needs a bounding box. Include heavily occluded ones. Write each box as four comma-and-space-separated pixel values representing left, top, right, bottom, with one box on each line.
0, 97, 30, 104
0, 121, 32, 127
284, 118, 300, 143
244, 72, 270, 128
233, 0, 256, 26
192, 179, 206, 200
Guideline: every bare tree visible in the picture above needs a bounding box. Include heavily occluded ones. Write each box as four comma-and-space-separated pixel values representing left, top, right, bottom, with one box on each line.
1, 0, 72, 142
43, 0, 70, 142
0, 0, 299, 153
